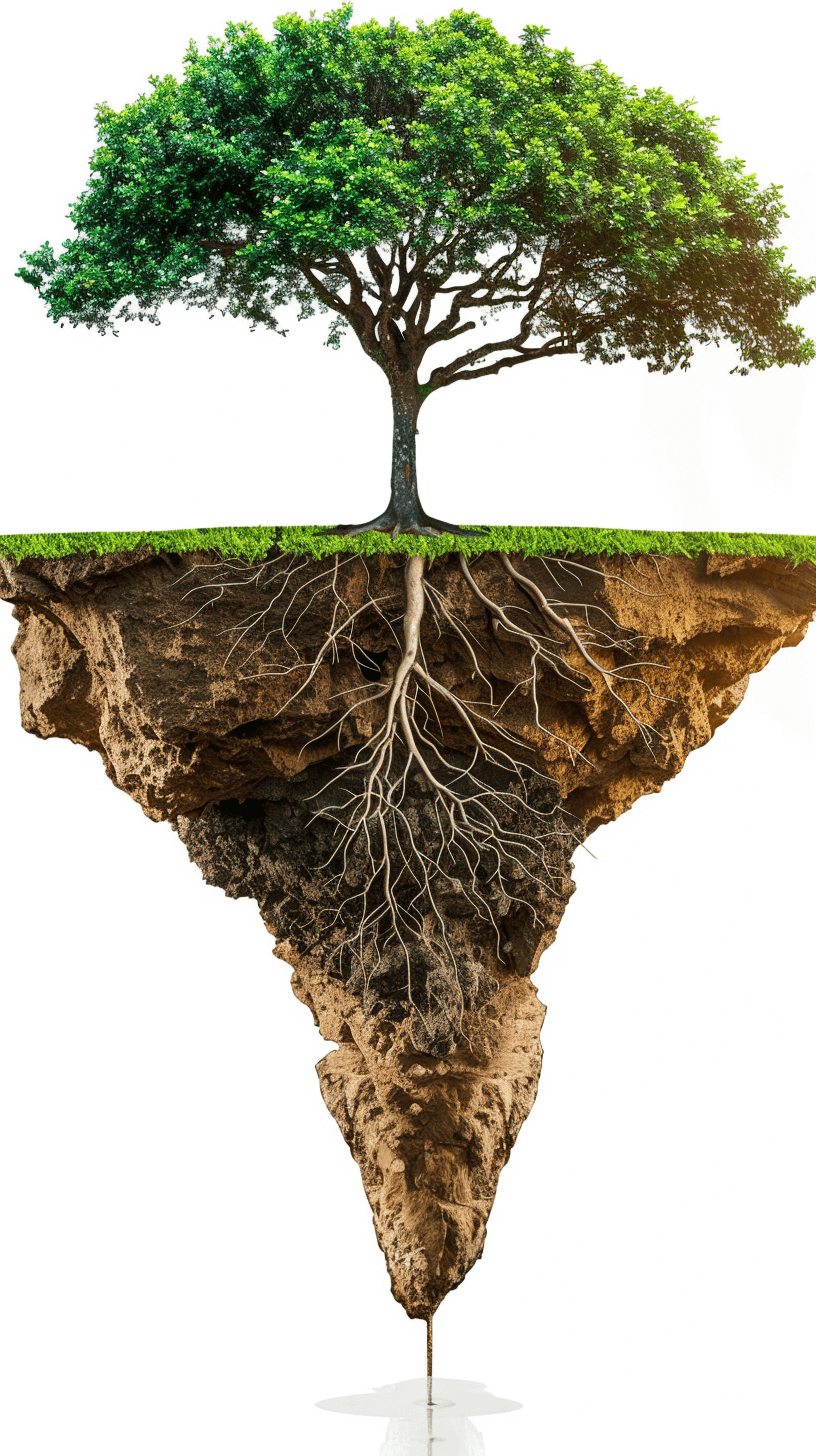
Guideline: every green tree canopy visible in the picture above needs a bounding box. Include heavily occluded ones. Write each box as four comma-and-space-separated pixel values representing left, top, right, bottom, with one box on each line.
18, 6, 815, 533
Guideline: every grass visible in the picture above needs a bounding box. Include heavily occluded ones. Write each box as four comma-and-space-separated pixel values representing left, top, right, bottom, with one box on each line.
0, 524, 814, 566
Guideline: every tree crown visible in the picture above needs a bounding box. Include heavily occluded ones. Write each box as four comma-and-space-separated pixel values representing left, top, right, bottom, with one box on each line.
18, 5, 815, 385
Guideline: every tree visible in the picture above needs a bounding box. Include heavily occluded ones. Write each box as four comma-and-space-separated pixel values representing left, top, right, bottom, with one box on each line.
17, 6, 815, 535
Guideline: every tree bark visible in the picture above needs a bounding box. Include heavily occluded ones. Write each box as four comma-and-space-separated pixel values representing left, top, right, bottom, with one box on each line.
330, 375, 484, 538
388, 385, 422, 529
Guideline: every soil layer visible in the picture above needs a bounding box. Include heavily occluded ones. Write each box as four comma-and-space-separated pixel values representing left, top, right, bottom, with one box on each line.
2, 546, 814, 1316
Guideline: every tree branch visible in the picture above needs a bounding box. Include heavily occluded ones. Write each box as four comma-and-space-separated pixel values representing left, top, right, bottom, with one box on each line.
419, 243, 529, 351
302, 252, 382, 360
430, 337, 576, 388
423, 252, 566, 388
297, 258, 352, 318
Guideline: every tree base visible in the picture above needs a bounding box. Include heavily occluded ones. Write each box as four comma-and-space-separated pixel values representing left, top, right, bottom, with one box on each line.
323, 509, 487, 540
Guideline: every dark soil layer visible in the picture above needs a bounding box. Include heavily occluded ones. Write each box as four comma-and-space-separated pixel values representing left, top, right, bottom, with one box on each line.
176, 757, 578, 1057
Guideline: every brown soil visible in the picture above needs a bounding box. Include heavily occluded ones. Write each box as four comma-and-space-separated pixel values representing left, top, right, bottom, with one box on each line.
2, 546, 814, 1318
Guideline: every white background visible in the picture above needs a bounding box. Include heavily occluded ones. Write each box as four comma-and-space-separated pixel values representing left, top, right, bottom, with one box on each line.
1, 0, 814, 1452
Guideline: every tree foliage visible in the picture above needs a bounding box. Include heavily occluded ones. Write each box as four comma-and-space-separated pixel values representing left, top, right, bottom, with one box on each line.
18, 5, 814, 383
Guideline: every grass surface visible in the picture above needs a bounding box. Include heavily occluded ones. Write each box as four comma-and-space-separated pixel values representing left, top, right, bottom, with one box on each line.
0, 524, 814, 565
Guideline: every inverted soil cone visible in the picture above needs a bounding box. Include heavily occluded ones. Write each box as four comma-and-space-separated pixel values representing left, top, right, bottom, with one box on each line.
2, 544, 815, 1317
291, 949, 546, 1318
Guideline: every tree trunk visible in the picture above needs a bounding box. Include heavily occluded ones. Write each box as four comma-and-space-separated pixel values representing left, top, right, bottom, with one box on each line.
387, 385, 423, 530
330, 372, 484, 538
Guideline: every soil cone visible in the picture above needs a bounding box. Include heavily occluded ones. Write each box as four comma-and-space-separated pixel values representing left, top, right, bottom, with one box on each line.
3, 544, 815, 1317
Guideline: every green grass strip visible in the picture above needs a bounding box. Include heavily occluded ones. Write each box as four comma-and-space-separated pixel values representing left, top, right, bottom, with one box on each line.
0, 524, 814, 565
